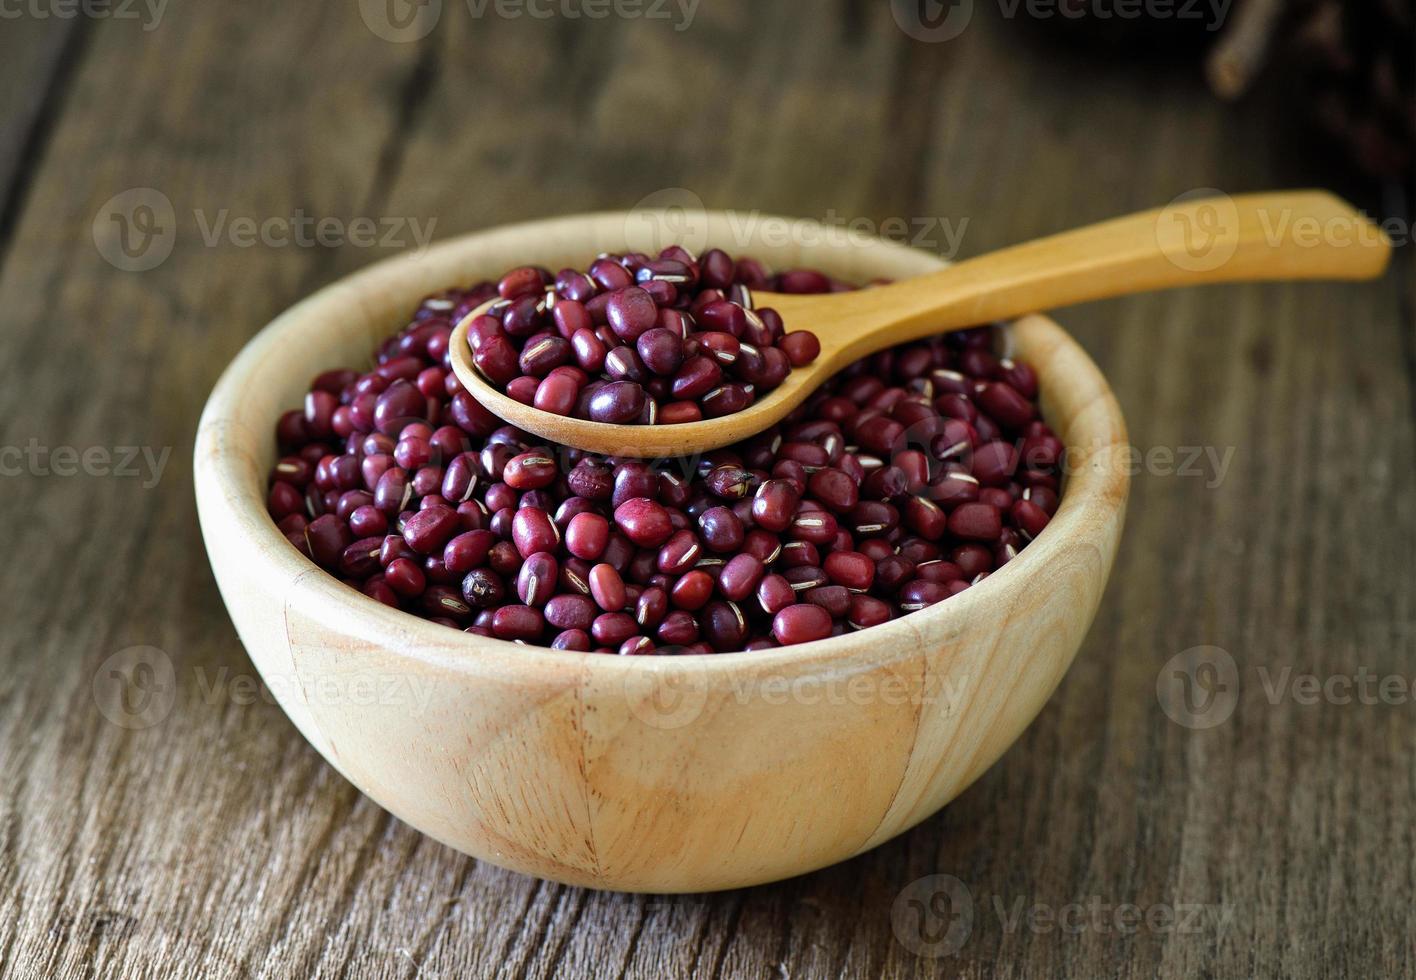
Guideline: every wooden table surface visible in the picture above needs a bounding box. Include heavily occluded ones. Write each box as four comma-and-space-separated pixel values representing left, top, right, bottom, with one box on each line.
1, 3, 1411, 977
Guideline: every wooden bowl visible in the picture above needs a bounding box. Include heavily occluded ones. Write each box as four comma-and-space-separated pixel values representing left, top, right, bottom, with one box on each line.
194, 212, 1129, 893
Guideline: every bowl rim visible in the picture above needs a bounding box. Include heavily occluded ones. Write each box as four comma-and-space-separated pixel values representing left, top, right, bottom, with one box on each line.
195, 210, 1129, 684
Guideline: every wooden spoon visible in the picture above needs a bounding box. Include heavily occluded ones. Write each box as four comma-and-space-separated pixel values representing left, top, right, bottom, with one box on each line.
450, 191, 1390, 458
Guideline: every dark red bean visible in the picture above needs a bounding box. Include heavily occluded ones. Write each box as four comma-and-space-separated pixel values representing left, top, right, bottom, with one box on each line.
402, 505, 459, 554
671, 355, 722, 400
779, 331, 821, 366
719, 553, 765, 601
517, 552, 559, 606
589, 563, 626, 612
670, 570, 714, 610
657, 610, 700, 646
493, 605, 544, 640
1012, 498, 1051, 539
751, 479, 800, 532
588, 381, 646, 424
848, 595, 891, 630
546, 594, 596, 632
614, 497, 673, 548
657, 530, 702, 575
702, 600, 747, 652
386, 556, 427, 597
772, 603, 832, 645
606, 287, 658, 340
824, 551, 875, 592
947, 503, 1002, 542
443, 529, 495, 573
592, 612, 639, 646
565, 512, 610, 560
511, 507, 558, 558
552, 628, 592, 651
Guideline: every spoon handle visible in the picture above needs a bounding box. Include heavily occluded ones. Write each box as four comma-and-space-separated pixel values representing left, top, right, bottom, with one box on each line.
815, 191, 1392, 348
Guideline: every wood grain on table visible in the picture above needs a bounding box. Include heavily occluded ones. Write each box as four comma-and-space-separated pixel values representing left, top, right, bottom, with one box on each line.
0, 3, 1411, 977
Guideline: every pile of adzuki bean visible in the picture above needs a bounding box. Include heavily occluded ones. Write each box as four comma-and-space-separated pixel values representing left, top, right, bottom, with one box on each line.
268, 255, 1065, 653
466, 247, 825, 424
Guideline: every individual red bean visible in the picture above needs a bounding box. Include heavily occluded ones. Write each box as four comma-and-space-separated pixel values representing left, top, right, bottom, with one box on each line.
848, 594, 892, 630
402, 505, 458, 554
807, 467, 858, 513
442, 529, 495, 573
670, 570, 714, 610
636, 327, 684, 376
551, 628, 593, 651
1011, 498, 1051, 539
592, 612, 639, 646
804, 584, 851, 618
659, 401, 703, 424
511, 507, 558, 558
788, 509, 839, 547
657, 530, 701, 575
493, 605, 544, 640
635, 586, 669, 631
904, 495, 948, 540
950, 544, 993, 579
588, 381, 646, 424
606, 286, 658, 340
545, 594, 596, 632
670, 355, 722, 400
701, 384, 753, 418
534, 373, 579, 416
564, 512, 609, 560
751, 479, 799, 532
503, 452, 557, 490
772, 603, 832, 645
717, 553, 765, 601
698, 506, 745, 552
517, 552, 559, 606
702, 600, 747, 652
779, 331, 821, 366
977, 381, 1035, 430
972, 441, 1018, 486
898, 579, 949, 612
824, 551, 875, 592
614, 497, 673, 548
657, 610, 700, 646
385, 556, 427, 597
947, 502, 1002, 542
589, 563, 626, 612
756, 573, 795, 615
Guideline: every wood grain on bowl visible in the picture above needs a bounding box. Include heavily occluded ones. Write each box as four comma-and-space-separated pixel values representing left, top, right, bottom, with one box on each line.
194, 214, 1128, 892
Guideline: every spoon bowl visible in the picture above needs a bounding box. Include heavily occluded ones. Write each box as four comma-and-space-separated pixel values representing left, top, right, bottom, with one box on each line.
451, 191, 1390, 457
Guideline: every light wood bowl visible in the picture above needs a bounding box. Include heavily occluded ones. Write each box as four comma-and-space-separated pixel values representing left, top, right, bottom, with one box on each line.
194, 212, 1129, 893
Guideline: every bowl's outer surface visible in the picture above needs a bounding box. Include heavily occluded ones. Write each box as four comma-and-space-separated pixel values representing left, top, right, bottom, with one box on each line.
195, 211, 1129, 892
